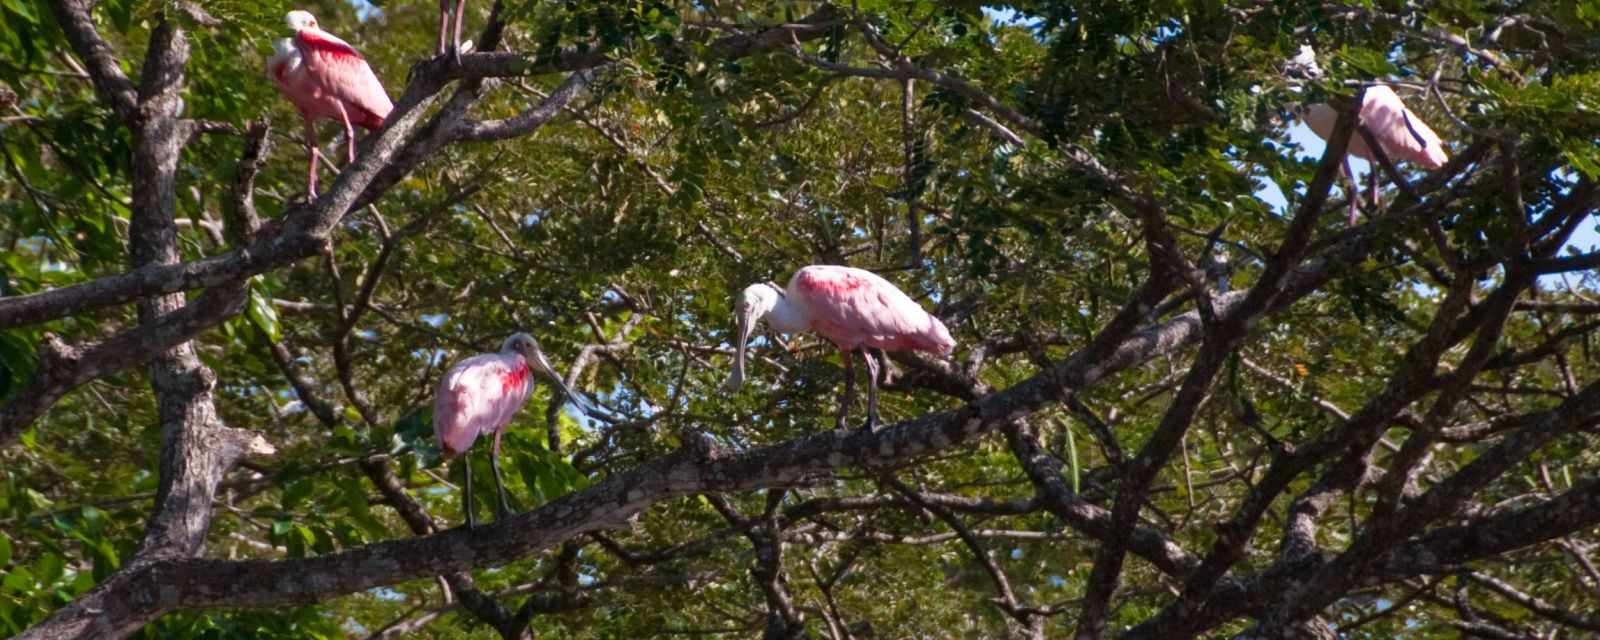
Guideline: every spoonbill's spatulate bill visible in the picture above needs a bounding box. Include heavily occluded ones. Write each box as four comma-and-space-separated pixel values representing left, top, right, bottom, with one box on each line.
724, 265, 955, 432
433, 333, 584, 528
268, 10, 393, 197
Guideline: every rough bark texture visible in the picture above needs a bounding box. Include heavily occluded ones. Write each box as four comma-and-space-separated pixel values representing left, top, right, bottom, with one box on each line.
7, 3, 1600, 639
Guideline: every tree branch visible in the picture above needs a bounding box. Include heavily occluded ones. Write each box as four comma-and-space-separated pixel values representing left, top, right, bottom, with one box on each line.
47, 0, 138, 122
0, 281, 248, 443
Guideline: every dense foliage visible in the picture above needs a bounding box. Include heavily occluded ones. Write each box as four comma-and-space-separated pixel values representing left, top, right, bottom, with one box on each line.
3, 0, 1600, 638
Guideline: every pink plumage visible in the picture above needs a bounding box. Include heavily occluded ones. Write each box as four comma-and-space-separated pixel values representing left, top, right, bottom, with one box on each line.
787, 266, 955, 355
1304, 85, 1448, 170
290, 29, 392, 130
433, 351, 533, 456
726, 265, 955, 431
430, 332, 582, 528
267, 11, 393, 196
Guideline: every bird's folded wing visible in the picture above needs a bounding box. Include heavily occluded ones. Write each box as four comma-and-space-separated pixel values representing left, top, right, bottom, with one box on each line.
296, 31, 393, 128
793, 267, 937, 350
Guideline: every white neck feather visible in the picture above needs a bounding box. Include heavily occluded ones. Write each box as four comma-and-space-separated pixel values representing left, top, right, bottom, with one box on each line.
764, 289, 809, 334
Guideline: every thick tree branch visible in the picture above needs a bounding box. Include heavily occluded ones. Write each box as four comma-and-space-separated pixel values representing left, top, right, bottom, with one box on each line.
17, 237, 1347, 638
0, 281, 248, 443
47, 0, 138, 122
0, 6, 845, 331
1377, 474, 1600, 578
223, 122, 272, 245
1461, 570, 1600, 633
455, 68, 600, 142
1076, 91, 1365, 639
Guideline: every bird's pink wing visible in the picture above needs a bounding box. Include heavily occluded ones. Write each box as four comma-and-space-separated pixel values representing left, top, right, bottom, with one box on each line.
790, 266, 954, 354
490, 354, 534, 435
1359, 87, 1448, 169
433, 353, 531, 455
270, 57, 331, 120
1303, 103, 1375, 160
295, 30, 393, 130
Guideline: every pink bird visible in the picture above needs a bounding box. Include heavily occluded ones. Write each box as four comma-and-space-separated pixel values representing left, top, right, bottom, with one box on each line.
1290, 47, 1449, 224
267, 10, 393, 197
1304, 86, 1449, 172
433, 333, 584, 528
723, 265, 956, 432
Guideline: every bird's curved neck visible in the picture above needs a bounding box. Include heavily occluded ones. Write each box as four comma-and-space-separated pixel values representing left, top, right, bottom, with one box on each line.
269, 50, 301, 79
764, 291, 808, 334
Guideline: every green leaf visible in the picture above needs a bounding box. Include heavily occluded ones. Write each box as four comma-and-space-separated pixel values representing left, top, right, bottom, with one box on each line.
90, 539, 119, 579
1561, 137, 1600, 179
0, 536, 11, 567
246, 286, 281, 342
394, 408, 441, 467
287, 525, 316, 558
1335, 47, 1399, 78
282, 479, 314, 511
341, 482, 388, 540
1065, 422, 1079, 495
310, 527, 336, 556
23, 487, 51, 510
78, 505, 104, 533
3, 0, 38, 26
71, 569, 94, 594
2, 566, 32, 593
34, 552, 64, 586
516, 449, 547, 506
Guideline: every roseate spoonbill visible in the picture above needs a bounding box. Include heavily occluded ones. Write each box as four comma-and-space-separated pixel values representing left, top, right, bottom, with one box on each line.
268, 10, 393, 197
434, 332, 584, 528
1286, 46, 1449, 224
723, 265, 956, 432
438, 0, 468, 65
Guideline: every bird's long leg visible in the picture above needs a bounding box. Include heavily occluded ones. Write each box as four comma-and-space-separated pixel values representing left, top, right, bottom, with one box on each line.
451, 0, 467, 66
836, 348, 856, 432
334, 102, 357, 165
861, 348, 883, 433
462, 454, 476, 529
1368, 163, 1381, 215
490, 429, 512, 520
312, 147, 339, 174
437, 0, 450, 55
1342, 158, 1358, 226
303, 118, 320, 198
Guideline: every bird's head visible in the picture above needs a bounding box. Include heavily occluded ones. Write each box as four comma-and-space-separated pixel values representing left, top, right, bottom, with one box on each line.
722, 283, 783, 392
501, 332, 559, 384
285, 10, 319, 32
1282, 44, 1324, 82
500, 332, 592, 413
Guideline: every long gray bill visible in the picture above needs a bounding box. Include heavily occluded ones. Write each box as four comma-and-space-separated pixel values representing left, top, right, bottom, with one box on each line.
530, 350, 598, 415
721, 310, 750, 392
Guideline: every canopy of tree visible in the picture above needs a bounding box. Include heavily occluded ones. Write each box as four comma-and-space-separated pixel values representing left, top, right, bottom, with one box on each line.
3, 0, 1600, 638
